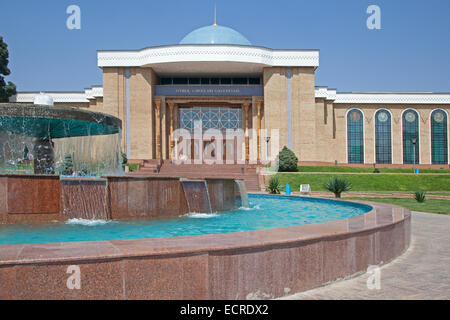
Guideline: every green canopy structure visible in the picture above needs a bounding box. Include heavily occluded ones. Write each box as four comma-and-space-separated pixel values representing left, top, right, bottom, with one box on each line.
0, 104, 121, 138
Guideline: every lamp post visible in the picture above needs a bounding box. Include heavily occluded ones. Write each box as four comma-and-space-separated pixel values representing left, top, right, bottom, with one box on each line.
411, 137, 417, 173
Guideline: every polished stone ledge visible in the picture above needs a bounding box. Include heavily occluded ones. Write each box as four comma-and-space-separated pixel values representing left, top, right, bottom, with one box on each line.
0, 198, 411, 300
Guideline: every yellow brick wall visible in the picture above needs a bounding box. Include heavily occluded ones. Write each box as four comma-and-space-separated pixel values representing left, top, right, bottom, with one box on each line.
291, 67, 316, 161
314, 98, 337, 162
129, 67, 158, 160
102, 67, 126, 151
263, 67, 317, 161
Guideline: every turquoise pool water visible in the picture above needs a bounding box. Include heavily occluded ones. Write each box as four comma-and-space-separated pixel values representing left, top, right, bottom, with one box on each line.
0, 195, 372, 245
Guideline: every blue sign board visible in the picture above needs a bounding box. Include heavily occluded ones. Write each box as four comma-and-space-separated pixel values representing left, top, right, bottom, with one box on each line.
155, 85, 263, 97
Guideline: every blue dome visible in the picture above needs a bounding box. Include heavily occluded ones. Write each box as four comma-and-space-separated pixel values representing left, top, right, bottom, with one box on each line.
180, 25, 251, 46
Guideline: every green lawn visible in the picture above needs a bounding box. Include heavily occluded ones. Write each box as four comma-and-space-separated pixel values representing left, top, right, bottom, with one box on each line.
427, 192, 450, 196
275, 173, 450, 192
347, 197, 450, 215
296, 166, 450, 174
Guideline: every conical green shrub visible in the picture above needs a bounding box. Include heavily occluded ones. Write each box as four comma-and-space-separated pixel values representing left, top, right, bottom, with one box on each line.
277, 146, 298, 172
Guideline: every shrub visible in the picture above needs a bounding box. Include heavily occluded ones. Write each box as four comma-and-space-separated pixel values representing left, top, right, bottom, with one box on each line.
414, 191, 426, 203
373, 168, 380, 174
61, 154, 74, 176
324, 177, 352, 198
277, 147, 298, 172
128, 163, 139, 172
121, 152, 128, 166
267, 176, 281, 194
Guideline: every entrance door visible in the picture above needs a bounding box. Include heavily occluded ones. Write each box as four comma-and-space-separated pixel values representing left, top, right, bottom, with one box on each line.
177, 106, 244, 164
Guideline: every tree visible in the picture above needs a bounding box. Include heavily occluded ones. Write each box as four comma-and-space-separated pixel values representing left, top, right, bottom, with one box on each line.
0, 36, 16, 102
277, 146, 298, 172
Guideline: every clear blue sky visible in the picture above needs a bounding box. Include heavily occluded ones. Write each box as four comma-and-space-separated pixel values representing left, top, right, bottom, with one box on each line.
1, 0, 449, 92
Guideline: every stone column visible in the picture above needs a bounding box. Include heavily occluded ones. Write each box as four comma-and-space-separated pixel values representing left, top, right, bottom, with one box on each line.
155, 99, 161, 159
256, 101, 263, 162
168, 102, 176, 160
161, 99, 167, 159
243, 103, 251, 162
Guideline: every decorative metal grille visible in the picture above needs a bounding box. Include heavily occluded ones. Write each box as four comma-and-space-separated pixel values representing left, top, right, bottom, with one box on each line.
179, 107, 242, 132
402, 110, 420, 164
375, 110, 392, 164
347, 109, 364, 164
431, 109, 448, 164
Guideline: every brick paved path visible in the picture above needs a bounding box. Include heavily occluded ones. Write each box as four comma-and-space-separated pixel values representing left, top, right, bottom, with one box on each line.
282, 212, 450, 300
308, 192, 450, 200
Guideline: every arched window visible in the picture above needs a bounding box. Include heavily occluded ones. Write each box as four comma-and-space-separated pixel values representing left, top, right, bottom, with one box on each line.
402, 109, 420, 164
347, 109, 364, 164
431, 109, 448, 164
375, 109, 392, 164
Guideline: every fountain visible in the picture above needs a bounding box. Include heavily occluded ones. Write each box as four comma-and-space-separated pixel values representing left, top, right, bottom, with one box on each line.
179, 178, 250, 214
0, 103, 246, 223
180, 180, 213, 214
0, 105, 410, 301
0, 103, 122, 176
235, 180, 250, 208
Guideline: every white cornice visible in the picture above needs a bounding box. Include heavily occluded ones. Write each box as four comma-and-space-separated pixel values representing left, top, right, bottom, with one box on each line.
84, 86, 104, 100
11, 92, 89, 103
333, 93, 450, 105
9, 87, 103, 104
315, 87, 337, 101
314, 88, 450, 104
97, 45, 320, 69
11, 88, 450, 106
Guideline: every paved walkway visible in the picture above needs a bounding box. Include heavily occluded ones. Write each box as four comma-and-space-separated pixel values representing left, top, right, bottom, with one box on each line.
253, 191, 450, 200
307, 192, 450, 200
282, 212, 450, 300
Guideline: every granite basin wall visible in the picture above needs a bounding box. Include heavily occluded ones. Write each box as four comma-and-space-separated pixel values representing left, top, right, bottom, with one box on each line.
0, 175, 63, 224
0, 200, 411, 300
0, 175, 239, 224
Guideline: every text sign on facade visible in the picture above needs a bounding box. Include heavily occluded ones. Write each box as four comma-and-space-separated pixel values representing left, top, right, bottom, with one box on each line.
155, 86, 263, 97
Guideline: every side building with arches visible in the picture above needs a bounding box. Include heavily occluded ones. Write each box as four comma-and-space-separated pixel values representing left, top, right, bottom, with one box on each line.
315, 91, 450, 166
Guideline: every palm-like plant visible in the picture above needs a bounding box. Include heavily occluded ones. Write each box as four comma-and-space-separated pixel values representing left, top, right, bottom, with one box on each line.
324, 177, 352, 198
266, 176, 281, 194
414, 191, 426, 203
